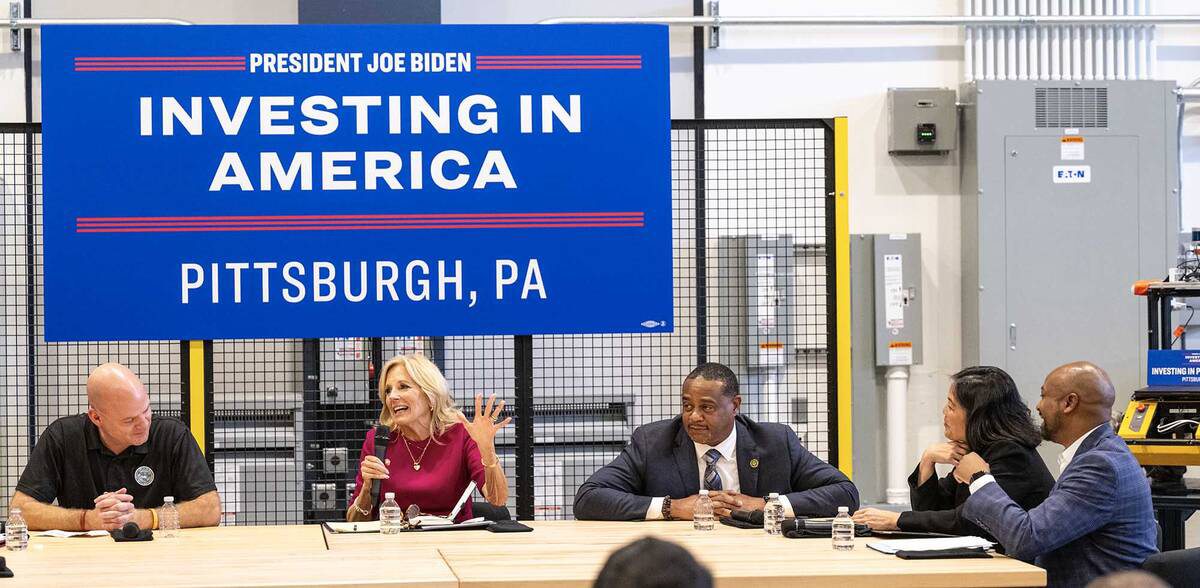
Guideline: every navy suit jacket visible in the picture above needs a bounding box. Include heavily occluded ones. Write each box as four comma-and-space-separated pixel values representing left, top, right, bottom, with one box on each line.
573, 415, 859, 520
963, 424, 1158, 588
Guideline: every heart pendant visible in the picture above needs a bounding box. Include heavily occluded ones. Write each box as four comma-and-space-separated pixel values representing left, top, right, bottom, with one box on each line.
413, 464, 421, 471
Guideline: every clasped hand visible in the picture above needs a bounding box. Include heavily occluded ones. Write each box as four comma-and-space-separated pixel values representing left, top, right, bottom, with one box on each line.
672, 492, 766, 519
91, 488, 135, 530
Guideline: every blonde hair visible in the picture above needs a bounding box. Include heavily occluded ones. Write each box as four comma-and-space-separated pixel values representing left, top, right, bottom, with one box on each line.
377, 353, 460, 439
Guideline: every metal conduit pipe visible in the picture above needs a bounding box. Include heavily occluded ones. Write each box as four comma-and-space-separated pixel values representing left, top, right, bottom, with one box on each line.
10, 17, 193, 27
1178, 88, 1200, 103
538, 15, 1200, 26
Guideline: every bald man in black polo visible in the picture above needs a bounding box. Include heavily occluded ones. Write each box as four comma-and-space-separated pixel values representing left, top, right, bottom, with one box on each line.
11, 363, 220, 531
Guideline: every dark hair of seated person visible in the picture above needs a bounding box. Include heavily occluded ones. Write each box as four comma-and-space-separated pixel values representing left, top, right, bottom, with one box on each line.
953, 366, 1041, 450
593, 537, 713, 588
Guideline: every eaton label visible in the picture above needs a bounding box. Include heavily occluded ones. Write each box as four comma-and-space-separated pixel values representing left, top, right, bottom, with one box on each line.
1052, 165, 1091, 184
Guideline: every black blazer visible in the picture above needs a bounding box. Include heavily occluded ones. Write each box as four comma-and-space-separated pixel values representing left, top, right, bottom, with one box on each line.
897, 440, 1054, 539
573, 415, 859, 520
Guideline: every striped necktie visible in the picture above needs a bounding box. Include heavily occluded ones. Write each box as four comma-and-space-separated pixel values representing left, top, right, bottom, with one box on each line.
703, 448, 723, 491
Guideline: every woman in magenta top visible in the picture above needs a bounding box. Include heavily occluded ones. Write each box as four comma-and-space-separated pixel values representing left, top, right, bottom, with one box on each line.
346, 353, 511, 522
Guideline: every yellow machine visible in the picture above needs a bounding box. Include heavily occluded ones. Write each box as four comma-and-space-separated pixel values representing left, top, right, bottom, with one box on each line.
1119, 387, 1200, 466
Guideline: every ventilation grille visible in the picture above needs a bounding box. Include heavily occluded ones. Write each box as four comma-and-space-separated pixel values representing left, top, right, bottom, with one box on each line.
1035, 87, 1108, 129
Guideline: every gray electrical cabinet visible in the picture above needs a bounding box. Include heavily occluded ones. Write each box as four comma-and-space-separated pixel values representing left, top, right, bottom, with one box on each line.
960, 80, 1179, 412
714, 236, 796, 369
888, 88, 958, 154
873, 234, 923, 366
318, 337, 373, 404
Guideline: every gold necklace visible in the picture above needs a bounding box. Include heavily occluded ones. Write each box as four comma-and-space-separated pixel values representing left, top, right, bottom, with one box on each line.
401, 435, 432, 471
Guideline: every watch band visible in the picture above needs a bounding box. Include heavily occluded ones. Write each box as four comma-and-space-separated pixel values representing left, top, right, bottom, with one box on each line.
969, 470, 990, 483
661, 496, 673, 521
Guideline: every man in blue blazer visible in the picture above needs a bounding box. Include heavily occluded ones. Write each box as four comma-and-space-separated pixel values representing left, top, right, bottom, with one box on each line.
574, 363, 858, 521
954, 361, 1157, 588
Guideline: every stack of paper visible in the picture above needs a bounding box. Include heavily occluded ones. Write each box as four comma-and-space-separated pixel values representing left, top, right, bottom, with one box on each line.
867, 536, 994, 555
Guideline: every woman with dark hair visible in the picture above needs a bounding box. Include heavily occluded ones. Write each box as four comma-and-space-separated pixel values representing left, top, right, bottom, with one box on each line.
852, 366, 1054, 538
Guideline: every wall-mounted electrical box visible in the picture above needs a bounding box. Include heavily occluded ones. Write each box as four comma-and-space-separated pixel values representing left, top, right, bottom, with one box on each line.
873, 234, 923, 366
888, 88, 957, 154
713, 235, 796, 369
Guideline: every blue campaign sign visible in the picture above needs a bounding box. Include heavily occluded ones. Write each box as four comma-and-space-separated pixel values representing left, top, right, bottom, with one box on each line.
1147, 350, 1200, 386
40, 25, 672, 341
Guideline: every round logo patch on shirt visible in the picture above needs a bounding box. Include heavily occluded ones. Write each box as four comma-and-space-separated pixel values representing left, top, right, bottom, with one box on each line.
134, 465, 155, 486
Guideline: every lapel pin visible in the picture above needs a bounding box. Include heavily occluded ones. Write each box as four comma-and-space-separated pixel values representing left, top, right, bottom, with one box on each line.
749, 458, 759, 469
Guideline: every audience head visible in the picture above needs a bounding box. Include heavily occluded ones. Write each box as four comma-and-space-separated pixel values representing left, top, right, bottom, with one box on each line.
594, 537, 713, 588
86, 363, 152, 452
378, 353, 459, 438
1037, 361, 1117, 446
947, 366, 1041, 450
1084, 570, 1168, 588
681, 363, 740, 447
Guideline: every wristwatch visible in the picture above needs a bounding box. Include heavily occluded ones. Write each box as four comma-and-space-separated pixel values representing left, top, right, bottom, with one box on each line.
969, 470, 991, 483
661, 496, 673, 521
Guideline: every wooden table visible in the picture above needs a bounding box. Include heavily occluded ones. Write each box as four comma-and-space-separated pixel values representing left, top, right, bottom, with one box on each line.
4, 524, 455, 588
3, 521, 1045, 587
326, 520, 1046, 588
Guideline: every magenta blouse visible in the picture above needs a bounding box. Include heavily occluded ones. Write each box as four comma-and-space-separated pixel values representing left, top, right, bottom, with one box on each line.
352, 423, 486, 522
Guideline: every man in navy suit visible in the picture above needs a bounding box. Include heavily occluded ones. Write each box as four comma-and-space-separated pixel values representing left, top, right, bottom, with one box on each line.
574, 362, 858, 521
954, 361, 1157, 588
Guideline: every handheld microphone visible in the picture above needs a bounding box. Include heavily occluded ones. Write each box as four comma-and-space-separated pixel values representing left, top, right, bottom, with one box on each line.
121, 522, 140, 539
370, 424, 390, 508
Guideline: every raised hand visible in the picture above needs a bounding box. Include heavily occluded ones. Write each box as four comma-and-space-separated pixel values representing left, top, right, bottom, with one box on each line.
922, 441, 969, 466
457, 393, 512, 449
952, 452, 991, 485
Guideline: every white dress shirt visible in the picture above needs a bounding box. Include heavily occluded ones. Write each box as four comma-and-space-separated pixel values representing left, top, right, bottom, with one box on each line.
646, 427, 796, 519
1057, 423, 1105, 474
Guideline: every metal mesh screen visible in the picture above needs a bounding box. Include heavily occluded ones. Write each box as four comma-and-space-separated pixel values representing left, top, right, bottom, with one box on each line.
0, 119, 836, 523
0, 124, 183, 516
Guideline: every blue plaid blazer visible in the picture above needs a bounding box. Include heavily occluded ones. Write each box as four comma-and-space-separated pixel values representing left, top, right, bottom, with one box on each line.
963, 424, 1158, 588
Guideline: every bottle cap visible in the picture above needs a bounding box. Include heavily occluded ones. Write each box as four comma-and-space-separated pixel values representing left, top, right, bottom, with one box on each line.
838, 506, 849, 513
699, 489, 709, 495
164, 496, 174, 503
385, 492, 395, 499
768, 492, 779, 498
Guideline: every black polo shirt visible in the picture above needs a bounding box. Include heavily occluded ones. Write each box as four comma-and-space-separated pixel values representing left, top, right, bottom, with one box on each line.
15, 414, 216, 509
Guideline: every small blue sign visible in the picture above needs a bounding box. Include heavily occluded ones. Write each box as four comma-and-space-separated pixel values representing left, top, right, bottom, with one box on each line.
1146, 350, 1200, 386
40, 24, 672, 341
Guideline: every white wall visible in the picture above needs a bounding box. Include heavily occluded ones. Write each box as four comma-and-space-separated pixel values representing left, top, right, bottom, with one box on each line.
708, 0, 965, 481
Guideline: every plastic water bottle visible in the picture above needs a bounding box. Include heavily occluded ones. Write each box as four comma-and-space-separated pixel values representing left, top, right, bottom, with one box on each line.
832, 506, 855, 551
380, 492, 402, 534
693, 490, 715, 531
5, 508, 27, 551
159, 496, 179, 538
764, 492, 784, 535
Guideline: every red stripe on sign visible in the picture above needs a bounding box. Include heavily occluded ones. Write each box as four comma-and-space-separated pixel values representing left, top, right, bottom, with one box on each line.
75, 67, 247, 72
474, 60, 640, 65
78, 217, 643, 228
75, 56, 246, 61
476, 54, 641, 59
75, 64, 245, 68
77, 212, 644, 222
77, 223, 644, 233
